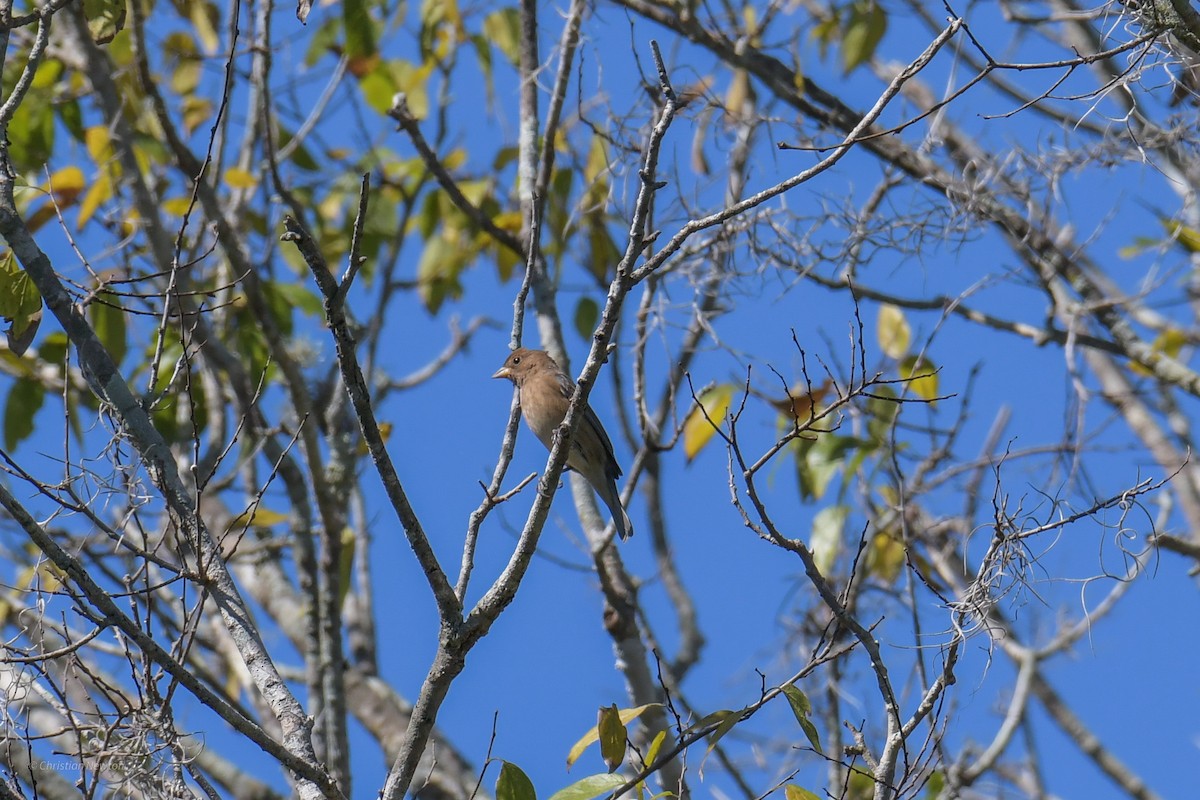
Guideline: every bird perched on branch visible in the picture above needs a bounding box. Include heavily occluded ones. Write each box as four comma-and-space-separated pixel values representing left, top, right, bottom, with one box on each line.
493, 348, 633, 540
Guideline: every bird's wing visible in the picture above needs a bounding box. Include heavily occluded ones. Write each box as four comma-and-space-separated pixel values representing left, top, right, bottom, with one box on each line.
581, 404, 621, 479
557, 371, 622, 480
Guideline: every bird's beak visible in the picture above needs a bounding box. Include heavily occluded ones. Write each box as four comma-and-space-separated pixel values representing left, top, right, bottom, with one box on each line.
492, 367, 511, 380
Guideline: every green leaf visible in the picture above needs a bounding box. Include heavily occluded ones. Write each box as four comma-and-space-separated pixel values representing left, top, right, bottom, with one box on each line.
37, 333, 68, 367
566, 704, 661, 769
89, 291, 127, 366
796, 434, 861, 501
495, 242, 521, 282
546, 167, 574, 250
784, 786, 821, 800
9, 92, 54, 171
470, 34, 496, 103
703, 708, 742, 758
165, 32, 201, 94
811, 11, 841, 60
848, 770, 875, 799
343, 0, 377, 59
685, 709, 732, 733
266, 279, 324, 318
780, 685, 823, 754
261, 280, 297, 336
781, 684, 810, 718
573, 297, 599, 341
842, 0, 887, 74
496, 761, 536, 800
359, 62, 399, 115
83, 0, 126, 43
416, 235, 469, 313
0, 253, 42, 356
865, 386, 899, 443
483, 7, 521, 65
585, 222, 620, 284
547, 774, 627, 800
810, 505, 849, 575
31, 58, 63, 90
58, 98, 85, 142
4, 376, 44, 450
305, 15, 341, 67
277, 128, 320, 172
597, 704, 626, 773
390, 60, 434, 120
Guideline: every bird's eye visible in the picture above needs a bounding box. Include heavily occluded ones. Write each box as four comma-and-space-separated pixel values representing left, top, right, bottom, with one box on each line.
512, 356, 521, 365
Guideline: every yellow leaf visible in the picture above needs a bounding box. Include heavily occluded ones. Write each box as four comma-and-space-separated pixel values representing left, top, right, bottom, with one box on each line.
491, 211, 523, 232
566, 703, 661, 769
865, 529, 905, 582
181, 96, 213, 136
1162, 218, 1200, 253
899, 355, 938, 401
337, 526, 356, 608
391, 60, 433, 120
46, 166, 85, 207
18, 562, 63, 593
785, 786, 822, 800
877, 303, 910, 359
455, 178, 489, 208
583, 134, 609, 184
810, 504, 847, 575
227, 507, 290, 530
683, 384, 735, 462
118, 215, 138, 239
640, 729, 667, 771
724, 68, 754, 119
597, 704, 626, 773
1131, 327, 1188, 377
223, 167, 257, 189
765, 378, 833, 421
77, 172, 113, 230
190, 0, 220, 54
356, 421, 392, 455
161, 197, 195, 217
85, 125, 114, 164
742, 4, 758, 40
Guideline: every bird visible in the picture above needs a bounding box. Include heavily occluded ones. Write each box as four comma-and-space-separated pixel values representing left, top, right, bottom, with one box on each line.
493, 348, 633, 539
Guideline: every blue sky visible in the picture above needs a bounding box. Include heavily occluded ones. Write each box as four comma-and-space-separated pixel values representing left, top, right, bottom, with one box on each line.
3, 1, 1199, 798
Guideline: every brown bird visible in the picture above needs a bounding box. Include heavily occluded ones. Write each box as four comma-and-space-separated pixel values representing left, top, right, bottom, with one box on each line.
493, 348, 633, 539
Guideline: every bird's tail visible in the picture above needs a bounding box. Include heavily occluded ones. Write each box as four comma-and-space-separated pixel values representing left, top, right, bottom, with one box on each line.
614, 504, 633, 540
599, 481, 633, 540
